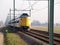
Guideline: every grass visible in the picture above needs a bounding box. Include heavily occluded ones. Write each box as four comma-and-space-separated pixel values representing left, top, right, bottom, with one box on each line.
31, 26, 60, 34
31, 26, 48, 32
4, 33, 28, 45
54, 26, 60, 34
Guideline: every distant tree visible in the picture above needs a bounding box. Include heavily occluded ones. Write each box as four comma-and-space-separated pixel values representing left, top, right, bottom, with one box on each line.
56, 23, 60, 26
0, 21, 3, 25
31, 20, 41, 26
43, 23, 48, 26
31, 20, 48, 26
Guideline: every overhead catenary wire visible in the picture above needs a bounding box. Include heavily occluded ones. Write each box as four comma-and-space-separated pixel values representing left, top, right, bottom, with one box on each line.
23, 1, 38, 10
24, 1, 60, 11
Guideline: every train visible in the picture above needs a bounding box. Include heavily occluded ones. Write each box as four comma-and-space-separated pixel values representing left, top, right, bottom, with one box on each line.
8, 13, 31, 31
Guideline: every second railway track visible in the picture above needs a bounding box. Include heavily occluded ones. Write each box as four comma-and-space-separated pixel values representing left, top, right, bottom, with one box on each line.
18, 29, 60, 45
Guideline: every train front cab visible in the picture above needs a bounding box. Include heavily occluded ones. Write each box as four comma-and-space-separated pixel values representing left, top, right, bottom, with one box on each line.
19, 13, 30, 31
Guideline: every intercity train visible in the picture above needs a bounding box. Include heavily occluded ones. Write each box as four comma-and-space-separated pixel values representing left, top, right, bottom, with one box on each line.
9, 13, 31, 31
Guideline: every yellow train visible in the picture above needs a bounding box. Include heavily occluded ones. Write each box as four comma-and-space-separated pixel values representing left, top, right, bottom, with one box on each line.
9, 13, 31, 31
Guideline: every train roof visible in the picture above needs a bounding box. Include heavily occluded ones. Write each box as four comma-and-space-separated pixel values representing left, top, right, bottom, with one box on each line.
20, 13, 29, 18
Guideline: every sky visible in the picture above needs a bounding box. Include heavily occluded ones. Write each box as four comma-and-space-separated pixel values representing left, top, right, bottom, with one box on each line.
0, 0, 60, 24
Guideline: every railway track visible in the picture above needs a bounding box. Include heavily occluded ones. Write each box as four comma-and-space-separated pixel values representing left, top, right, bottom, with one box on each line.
30, 29, 60, 40
22, 29, 60, 45
30, 30, 60, 42
31, 29, 60, 38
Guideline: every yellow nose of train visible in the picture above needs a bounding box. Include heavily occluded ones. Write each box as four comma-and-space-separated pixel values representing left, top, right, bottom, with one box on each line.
19, 13, 30, 31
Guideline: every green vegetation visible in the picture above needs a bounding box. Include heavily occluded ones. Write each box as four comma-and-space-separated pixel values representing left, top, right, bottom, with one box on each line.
3, 27, 28, 45
31, 26, 60, 34
4, 33, 28, 45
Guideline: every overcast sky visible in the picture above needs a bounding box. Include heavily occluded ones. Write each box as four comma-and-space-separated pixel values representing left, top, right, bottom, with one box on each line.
0, 0, 60, 24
